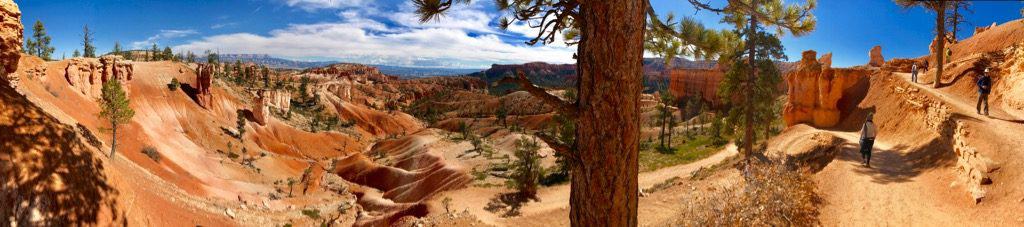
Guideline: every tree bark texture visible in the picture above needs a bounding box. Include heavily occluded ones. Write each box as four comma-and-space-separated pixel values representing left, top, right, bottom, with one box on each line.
569, 0, 645, 226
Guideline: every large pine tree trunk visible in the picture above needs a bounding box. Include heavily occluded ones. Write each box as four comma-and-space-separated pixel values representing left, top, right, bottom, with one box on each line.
743, 3, 759, 158
934, 1, 947, 88
570, 0, 645, 225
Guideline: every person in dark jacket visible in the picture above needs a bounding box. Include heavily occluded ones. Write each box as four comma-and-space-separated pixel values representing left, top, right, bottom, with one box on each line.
860, 112, 878, 167
977, 68, 992, 116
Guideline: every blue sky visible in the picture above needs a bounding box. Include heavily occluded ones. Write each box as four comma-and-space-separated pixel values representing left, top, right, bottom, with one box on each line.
15, 0, 1024, 68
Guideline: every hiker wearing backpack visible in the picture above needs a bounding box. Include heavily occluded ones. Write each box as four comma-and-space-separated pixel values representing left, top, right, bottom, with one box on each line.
860, 112, 878, 167
977, 68, 992, 116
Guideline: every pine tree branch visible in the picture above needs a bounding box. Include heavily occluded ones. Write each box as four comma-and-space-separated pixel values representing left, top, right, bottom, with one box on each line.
534, 132, 578, 163
498, 71, 578, 119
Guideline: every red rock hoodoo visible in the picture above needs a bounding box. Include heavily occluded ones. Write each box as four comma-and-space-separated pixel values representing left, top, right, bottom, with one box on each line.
1, 0, 22, 84
195, 63, 215, 109
783, 50, 871, 127
252, 89, 290, 125
868, 46, 885, 67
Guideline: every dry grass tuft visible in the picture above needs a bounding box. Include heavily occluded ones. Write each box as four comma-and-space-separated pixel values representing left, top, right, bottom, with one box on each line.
680, 162, 822, 226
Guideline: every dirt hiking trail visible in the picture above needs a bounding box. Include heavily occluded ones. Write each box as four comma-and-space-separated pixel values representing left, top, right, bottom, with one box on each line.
807, 70, 1024, 226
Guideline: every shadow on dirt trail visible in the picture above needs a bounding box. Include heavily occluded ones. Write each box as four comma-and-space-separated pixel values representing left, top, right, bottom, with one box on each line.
835, 136, 954, 185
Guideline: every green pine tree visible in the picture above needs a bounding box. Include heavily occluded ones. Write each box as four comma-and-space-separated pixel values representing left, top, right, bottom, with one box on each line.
163, 46, 173, 61
99, 80, 135, 158
236, 109, 247, 140
82, 25, 96, 57
26, 20, 55, 60
72, 49, 81, 58
112, 41, 123, 57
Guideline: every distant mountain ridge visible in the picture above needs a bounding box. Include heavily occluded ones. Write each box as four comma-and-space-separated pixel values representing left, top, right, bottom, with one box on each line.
198, 54, 483, 77
468, 58, 720, 93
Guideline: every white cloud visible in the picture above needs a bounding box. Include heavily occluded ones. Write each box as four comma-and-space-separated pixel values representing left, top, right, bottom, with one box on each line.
175, 2, 576, 68
132, 29, 198, 49
283, 0, 367, 11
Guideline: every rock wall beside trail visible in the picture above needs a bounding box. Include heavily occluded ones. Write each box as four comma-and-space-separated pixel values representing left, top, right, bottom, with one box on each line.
195, 63, 214, 109
883, 57, 929, 73
783, 50, 871, 127
1, 0, 21, 84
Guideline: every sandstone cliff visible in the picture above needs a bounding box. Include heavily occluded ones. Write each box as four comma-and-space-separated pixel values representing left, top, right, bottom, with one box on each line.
783, 50, 871, 127
667, 68, 724, 107
1, 0, 21, 84
63, 56, 134, 99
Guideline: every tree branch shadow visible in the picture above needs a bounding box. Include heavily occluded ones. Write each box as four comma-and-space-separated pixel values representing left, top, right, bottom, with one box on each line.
835, 135, 954, 185
484, 192, 535, 217
0, 86, 120, 225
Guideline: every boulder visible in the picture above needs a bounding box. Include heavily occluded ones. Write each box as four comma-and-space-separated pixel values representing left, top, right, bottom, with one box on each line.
1, 0, 21, 82
868, 46, 884, 67
195, 63, 215, 109
783, 50, 870, 127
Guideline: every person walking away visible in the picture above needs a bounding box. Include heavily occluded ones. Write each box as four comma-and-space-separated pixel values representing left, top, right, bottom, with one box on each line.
911, 63, 918, 83
860, 112, 878, 167
977, 68, 992, 116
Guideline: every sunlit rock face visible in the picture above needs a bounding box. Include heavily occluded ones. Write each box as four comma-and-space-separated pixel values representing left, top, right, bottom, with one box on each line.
1, 0, 21, 83
784, 50, 870, 128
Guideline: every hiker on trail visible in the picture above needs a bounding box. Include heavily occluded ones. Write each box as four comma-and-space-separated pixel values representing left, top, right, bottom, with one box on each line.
977, 68, 992, 116
860, 112, 877, 167
911, 63, 919, 83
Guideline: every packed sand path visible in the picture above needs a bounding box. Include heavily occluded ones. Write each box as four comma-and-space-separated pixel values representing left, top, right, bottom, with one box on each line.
811, 71, 1024, 226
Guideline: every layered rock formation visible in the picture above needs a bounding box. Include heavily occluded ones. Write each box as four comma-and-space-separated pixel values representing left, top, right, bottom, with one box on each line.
783, 50, 870, 127
65, 58, 102, 98
253, 89, 290, 125
1, 0, 21, 84
195, 63, 215, 109
667, 68, 724, 107
304, 63, 393, 84
868, 46, 885, 67
63, 56, 134, 99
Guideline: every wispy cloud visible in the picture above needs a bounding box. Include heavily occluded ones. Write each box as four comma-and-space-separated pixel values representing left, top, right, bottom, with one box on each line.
282, 0, 367, 11
175, 1, 575, 68
132, 29, 198, 49
211, 22, 238, 29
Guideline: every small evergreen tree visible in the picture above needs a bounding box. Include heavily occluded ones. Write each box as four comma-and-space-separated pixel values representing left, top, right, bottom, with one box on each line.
168, 78, 180, 91
82, 25, 96, 57
162, 46, 174, 61
236, 110, 247, 139
495, 106, 509, 128
507, 137, 543, 200
99, 80, 135, 158
112, 41, 123, 57
26, 20, 55, 60
149, 43, 160, 61
205, 50, 219, 64
186, 51, 197, 63
72, 49, 81, 58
